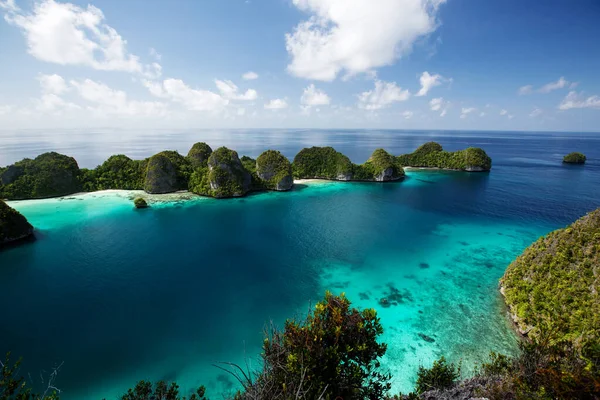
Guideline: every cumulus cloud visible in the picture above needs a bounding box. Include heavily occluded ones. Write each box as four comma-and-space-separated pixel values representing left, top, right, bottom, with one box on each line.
70, 78, 168, 116
242, 71, 259, 80
558, 91, 600, 110
143, 79, 228, 111
460, 107, 476, 119
4, 0, 161, 77
519, 77, 571, 95
38, 73, 68, 95
358, 80, 410, 110
518, 85, 533, 95
402, 110, 413, 119
429, 97, 449, 116
215, 79, 258, 100
0, 0, 18, 12
416, 71, 447, 96
285, 0, 446, 81
539, 77, 569, 93
301, 84, 331, 106
264, 99, 288, 110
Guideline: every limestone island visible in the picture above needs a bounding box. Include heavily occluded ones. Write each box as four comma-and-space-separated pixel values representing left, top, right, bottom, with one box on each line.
563, 152, 586, 164
500, 208, 599, 350
0, 199, 34, 246
133, 198, 149, 209
0, 142, 492, 201
397, 142, 492, 172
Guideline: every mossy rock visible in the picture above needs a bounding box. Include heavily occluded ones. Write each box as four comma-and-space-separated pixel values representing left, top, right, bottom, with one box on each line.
292, 147, 354, 180
0, 152, 81, 200
353, 149, 405, 181
500, 208, 600, 351
144, 151, 191, 194
256, 150, 293, 191
563, 152, 586, 164
0, 200, 34, 245
187, 142, 213, 168
133, 198, 148, 209
397, 142, 492, 172
189, 147, 251, 198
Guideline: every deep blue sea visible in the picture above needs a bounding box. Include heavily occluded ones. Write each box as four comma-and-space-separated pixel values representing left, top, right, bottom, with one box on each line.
1, 129, 599, 399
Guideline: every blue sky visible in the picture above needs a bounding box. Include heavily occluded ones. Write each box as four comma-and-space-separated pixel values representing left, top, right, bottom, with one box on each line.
0, 0, 598, 131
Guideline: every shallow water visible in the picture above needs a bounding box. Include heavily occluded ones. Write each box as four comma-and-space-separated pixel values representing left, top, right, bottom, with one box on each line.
1, 129, 599, 398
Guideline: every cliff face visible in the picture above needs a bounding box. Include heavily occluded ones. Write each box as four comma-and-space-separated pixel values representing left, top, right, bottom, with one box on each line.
500, 208, 600, 349
144, 151, 191, 194
0, 200, 34, 245
256, 150, 293, 191
0, 152, 81, 200
188, 147, 251, 198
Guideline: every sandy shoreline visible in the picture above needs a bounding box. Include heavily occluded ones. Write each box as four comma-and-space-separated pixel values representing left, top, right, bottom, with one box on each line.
6, 179, 329, 205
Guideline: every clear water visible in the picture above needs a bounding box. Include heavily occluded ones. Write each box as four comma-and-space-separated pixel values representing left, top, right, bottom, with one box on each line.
1, 129, 599, 399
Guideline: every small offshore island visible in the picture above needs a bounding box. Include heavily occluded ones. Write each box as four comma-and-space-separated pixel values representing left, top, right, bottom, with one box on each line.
563, 152, 587, 164
0, 141, 491, 202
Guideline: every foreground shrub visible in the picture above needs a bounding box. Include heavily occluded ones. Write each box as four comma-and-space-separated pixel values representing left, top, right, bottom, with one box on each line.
239, 292, 391, 400
415, 356, 461, 394
120, 381, 208, 400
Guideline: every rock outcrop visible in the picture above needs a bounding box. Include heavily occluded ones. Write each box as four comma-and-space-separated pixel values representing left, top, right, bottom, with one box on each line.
189, 147, 251, 198
256, 150, 293, 191
292, 146, 355, 181
397, 142, 492, 172
0, 152, 81, 200
187, 142, 213, 168
0, 200, 34, 246
144, 151, 190, 194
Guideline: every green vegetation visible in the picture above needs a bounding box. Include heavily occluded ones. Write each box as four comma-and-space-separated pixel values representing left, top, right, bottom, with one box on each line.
563, 152, 587, 164
256, 150, 293, 190
120, 381, 208, 400
292, 146, 354, 180
189, 147, 251, 198
353, 148, 405, 181
133, 198, 148, 209
501, 208, 600, 352
0, 200, 33, 245
414, 357, 461, 394
396, 142, 492, 171
144, 151, 192, 194
187, 143, 213, 168
0, 152, 81, 200
80, 155, 146, 191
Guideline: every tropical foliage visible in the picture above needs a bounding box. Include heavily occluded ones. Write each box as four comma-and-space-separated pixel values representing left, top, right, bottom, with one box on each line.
292, 146, 354, 180
0, 152, 81, 200
353, 148, 405, 181
396, 142, 492, 171
80, 155, 146, 191
189, 147, 251, 198
563, 152, 587, 164
256, 150, 293, 190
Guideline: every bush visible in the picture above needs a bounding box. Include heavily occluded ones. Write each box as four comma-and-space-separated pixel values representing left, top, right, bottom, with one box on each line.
120, 380, 208, 400
563, 152, 586, 164
415, 356, 461, 394
133, 198, 148, 209
0, 352, 60, 399
241, 292, 391, 399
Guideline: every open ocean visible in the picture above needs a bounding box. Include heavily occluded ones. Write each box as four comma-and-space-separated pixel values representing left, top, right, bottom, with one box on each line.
1, 129, 599, 398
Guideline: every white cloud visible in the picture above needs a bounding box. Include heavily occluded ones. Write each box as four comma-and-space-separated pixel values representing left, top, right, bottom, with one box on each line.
429, 97, 449, 117
70, 78, 168, 116
529, 107, 543, 118
558, 91, 600, 110
4, 0, 160, 77
149, 47, 162, 61
518, 85, 533, 95
460, 107, 476, 119
38, 73, 68, 94
35, 93, 80, 113
152, 79, 228, 111
285, 0, 446, 81
416, 71, 446, 97
499, 109, 508, 116
264, 99, 288, 110
358, 80, 410, 110
0, 0, 18, 12
539, 77, 569, 93
215, 79, 257, 100
242, 71, 259, 80
402, 110, 413, 119
0, 104, 13, 115
301, 84, 331, 106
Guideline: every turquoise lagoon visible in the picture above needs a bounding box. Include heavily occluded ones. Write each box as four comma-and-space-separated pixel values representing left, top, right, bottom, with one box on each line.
1, 129, 600, 398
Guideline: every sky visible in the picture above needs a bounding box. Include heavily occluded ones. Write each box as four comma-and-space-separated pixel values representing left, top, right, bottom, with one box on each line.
0, 0, 599, 132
